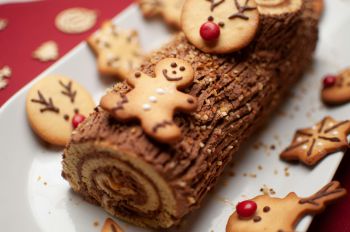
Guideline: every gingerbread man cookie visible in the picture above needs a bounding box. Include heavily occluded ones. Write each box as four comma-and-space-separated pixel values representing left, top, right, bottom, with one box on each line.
280, 116, 350, 166
100, 58, 198, 143
321, 68, 350, 105
138, 0, 185, 28
101, 218, 124, 232
88, 21, 144, 81
255, 0, 302, 15
181, 0, 260, 54
226, 181, 346, 232
26, 75, 95, 146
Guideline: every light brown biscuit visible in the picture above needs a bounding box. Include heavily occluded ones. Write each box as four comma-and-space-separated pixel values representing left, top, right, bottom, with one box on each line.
101, 218, 124, 232
138, 0, 185, 28
87, 21, 144, 81
322, 68, 350, 105
181, 0, 259, 54
100, 58, 198, 143
280, 116, 350, 166
312, 0, 324, 17
55, 7, 97, 34
226, 181, 346, 232
256, 0, 303, 15
0, 65, 11, 90
26, 75, 95, 146
32, 41, 59, 62
0, 18, 8, 31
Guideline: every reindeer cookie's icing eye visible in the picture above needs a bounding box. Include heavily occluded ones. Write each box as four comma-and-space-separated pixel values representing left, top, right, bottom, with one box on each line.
181, 0, 259, 54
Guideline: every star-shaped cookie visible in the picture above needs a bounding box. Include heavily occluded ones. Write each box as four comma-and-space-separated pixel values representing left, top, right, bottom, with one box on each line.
87, 21, 144, 81
280, 116, 350, 166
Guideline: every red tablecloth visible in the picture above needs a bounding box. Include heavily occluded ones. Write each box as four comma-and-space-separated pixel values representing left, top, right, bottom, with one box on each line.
0, 1, 349, 231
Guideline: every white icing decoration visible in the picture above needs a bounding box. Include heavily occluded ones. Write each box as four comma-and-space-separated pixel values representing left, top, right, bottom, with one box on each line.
143, 104, 151, 111
149, 96, 157, 103
156, 88, 166, 95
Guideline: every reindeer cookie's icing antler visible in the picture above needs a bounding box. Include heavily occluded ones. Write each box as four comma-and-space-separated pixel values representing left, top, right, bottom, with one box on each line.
226, 181, 346, 232
299, 181, 347, 211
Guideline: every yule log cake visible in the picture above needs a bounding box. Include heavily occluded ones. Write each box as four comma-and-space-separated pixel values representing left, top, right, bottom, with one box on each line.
62, 0, 320, 229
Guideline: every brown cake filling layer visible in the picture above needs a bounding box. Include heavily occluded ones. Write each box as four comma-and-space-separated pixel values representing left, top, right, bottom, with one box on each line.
76, 152, 163, 219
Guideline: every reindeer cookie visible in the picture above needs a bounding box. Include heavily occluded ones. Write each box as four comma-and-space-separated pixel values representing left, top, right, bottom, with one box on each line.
255, 0, 302, 15
226, 181, 346, 232
88, 21, 144, 81
321, 68, 350, 105
101, 218, 124, 232
138, 0, 185, 28
280, 116, 350, 166
26, 75, 95, 146
181, 0, 260, 54
100, 58, 197, 143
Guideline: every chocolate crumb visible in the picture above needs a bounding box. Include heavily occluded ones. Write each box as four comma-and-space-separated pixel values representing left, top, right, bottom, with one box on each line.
263, 206, 270, 212
135, 72, 141, 78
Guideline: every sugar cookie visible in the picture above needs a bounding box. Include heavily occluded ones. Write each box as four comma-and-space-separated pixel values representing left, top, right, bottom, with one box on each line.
138, 0, 185, 28
181, 0, 259, 54
33, 41, 59, 62
321, 68, 350, 105
26, 75, 95, 146
226, 181, 346, 232
280, 116, 350, 166
100, 58, 198, 143
101, 218, 124, 232
55, 7, 97, 34
88, 21, 144, 80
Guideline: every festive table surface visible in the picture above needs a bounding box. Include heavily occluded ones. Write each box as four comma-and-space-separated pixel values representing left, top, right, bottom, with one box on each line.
0, 0, 349, 231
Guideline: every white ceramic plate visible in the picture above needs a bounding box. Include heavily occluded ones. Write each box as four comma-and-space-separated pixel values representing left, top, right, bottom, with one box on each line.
1, 1, 350, 232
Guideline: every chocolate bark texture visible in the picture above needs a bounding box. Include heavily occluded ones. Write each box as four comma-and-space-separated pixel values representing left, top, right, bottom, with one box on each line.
62, 0, 320, 229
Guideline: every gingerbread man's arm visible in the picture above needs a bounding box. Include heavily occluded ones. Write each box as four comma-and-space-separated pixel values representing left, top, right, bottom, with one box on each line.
298, 181, 346, 212
173, 92, 198, 112
127, 71, 150, 87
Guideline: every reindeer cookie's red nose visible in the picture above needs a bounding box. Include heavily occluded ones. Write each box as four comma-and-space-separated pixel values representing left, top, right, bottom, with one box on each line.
200, 21, 220, 41
72, 114, 86, 129
236, 200, 257, 218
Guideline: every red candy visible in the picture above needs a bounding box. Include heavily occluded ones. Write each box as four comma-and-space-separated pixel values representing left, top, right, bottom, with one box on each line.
323, 75, 337, 88
200, 21, 220, 41
236, 200, 257, 218
72, 114, 86, 129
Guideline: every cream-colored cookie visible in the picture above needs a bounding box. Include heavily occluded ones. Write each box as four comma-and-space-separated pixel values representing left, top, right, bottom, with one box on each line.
256, 0, 303, 15
226, 181, 346, 232
100, 58, 198, 143
55, 7, 97, 34
26, 75, 95, 146
0, 65, 11, 90
280, 116, 350, 166
138, 0, 185, 28
181, 0, 259, 54
101, 218, 124, 232
88, 21, 144, 81
33, 41, 59, 62
322, 68, 350, 105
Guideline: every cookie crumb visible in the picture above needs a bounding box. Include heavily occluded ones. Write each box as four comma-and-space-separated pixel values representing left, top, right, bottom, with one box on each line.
0, 18, 8, 31
0, 65, 12, 90
93, 220, 99, 227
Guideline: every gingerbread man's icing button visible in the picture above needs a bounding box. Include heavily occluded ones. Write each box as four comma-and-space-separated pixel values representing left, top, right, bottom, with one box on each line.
322, 68, 350, 105
226, 181, 346, 232
181, 0, 259, 54
256, 0, 302, 15
100, 58, 197, 143
280, 116, 350, 166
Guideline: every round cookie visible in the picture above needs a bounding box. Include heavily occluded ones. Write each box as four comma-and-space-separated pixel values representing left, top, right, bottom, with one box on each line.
26, 75, 95, 146
55, 7, 97, 34
181, 0, 260, 54
256, 0, 303, 15
321, 68, 350, 105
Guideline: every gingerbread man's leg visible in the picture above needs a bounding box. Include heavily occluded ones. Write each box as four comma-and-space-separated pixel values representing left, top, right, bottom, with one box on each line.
140, 115, 182, 143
